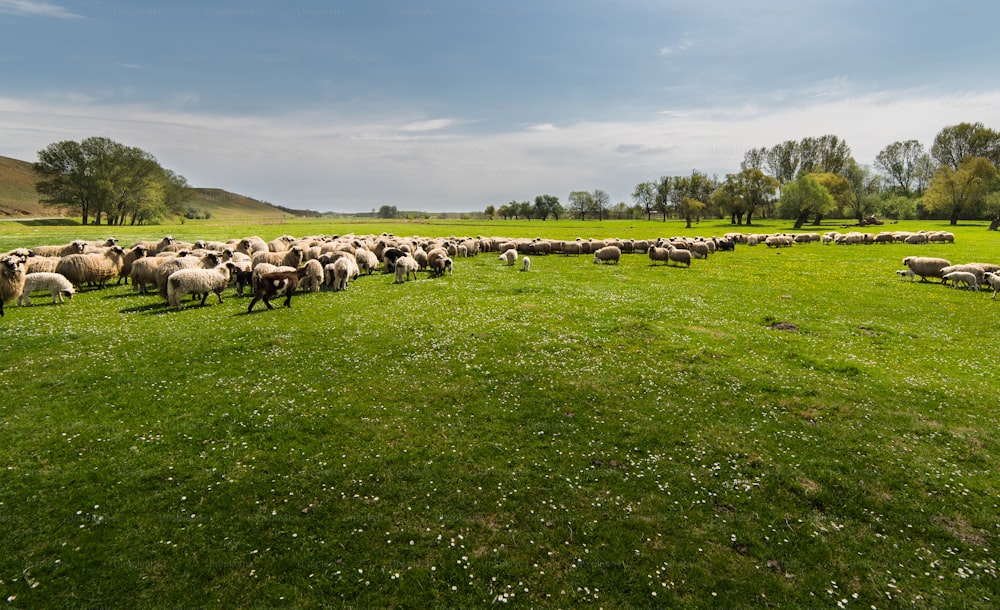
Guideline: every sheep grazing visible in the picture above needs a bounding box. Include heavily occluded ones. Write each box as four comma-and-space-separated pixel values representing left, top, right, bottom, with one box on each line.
17, 272, 75, 306
1, 255, 27, 316
521, 256, 530, 272
430, 256, 453, 277
251, 246, 305, 269
393, 255, 419, 283
648, 247, 670, 266
593, 246, 621, 265
131, 235, 175, 254
939, 264, 987, 286
895, 269, 915, 282
329, 256, 359, 292
55, 246, 126, 290
118, 245, 149, 285
903, 256, 951, 282
129, 256, 171, 294
167, 264, 232, 308
155, 252, 222, 300
354, 248, 379, 275
247, 269, 301, 313
299, 259, 325, 293
499, 249, 518, 266
983, 272, 1000, 300
28, 240, 88, 258
941, 271, 978, 291
382, 247, 407, 272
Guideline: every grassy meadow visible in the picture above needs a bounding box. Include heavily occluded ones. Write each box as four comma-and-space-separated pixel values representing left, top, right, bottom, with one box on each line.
1, 218, 998, 607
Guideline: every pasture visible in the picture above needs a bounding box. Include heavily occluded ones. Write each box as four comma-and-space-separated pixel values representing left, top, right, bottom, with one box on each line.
1, 219, 998, 607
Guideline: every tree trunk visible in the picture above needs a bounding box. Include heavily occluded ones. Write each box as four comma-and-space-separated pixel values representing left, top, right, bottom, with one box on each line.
746, 211, 753, 226
988, 216, 1000, 231
794, 211, 810, 229
685, 216, 692, 228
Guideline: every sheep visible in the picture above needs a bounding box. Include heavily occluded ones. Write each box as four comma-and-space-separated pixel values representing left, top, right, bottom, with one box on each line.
666, 245, 691, 268
83, 237, 118, 252
521, 256, 530, 272
155, 252, 222, 300
29, 240, 88, 258
499, 249, 518, 266
131, 236, 175, 254
237, 236, 268, 256
939, 264, 987, 286
25, 256, 60, 274
430, 256, 453, 277
0, 256, 27, 316
117, 245, 149, 285
562, 241, 582, 256
129, 256, 171, 294
688, 241, 710, 258
252, 263, 296, 292
382, 247, 407, 272
4, 248, 30, 263
393, 255, 419, 283
903, 233, 928, 245
251, 246, 305, 269
55, 246, 126, 290
765, 235, 793, 248
895, 269, 915, 282
941, 271, 978, 291
352, 248, 378, 275
167, 264, 232, 308
593, 246, 621, 264
983, 272, 1000, 299
903, 256, 951, 282
17, 272, 75, 306
648, 246, 670, 266
247, 269, 302, 313
329, 256, 360, 291
299, 259, 324, 293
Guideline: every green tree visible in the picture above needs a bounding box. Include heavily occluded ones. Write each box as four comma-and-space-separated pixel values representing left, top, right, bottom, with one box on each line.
810, 172, 851, 224
34, 137, 185, 225
533, 194, 562, 220
653, 176, 671, 221
931, 122, 1000, 170
632, 181, 656, 221
922, 156, 998, 224
484, 204, 496, 219
765, 140, 800, 184
778, 174, 835, 229
591, 189, 610, 221
568, 191, 592, 220
377, 205, 398, 218
497, 203, 514, 219
515, 200, 534, 220
713, 168, 778, 225
841, 160, 882, 224
875, 139, 926, 196
670, 171, 714, 228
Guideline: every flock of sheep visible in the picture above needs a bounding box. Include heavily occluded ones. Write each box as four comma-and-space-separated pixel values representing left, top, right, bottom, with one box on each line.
0, 227, 991, 317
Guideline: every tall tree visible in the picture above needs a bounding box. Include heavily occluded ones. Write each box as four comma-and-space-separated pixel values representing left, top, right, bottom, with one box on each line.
34, 140, 94, 224
874, 139, 925, 196
765, 140, 800, 184
591, 189, 610, 221
922, 156, 998, 225
778, 174, 835, 229
484, 204, 496, 220
713, 168, 778, 225
809, 172, 851, 224
568, 191, 592, 220
931, 122, 1000, 170
632, 181, 656, 221
841, 160, 882, 224
670, 171, 715, 228
533, 194, 562, 220
653, 176, 671, 221
741, 147, 767, 172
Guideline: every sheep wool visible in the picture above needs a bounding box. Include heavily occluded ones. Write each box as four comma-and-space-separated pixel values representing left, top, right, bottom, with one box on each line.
167, 264, 232, 308
18, 272, 75, 306
903, 256, 951, 282
1, 255, 27, 316
593, 246, 621, 264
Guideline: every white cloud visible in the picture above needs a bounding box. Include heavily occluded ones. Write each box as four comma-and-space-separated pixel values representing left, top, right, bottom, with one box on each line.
3, 86, 1000, 212
0, 0, 80, 18
659, 35, 693, 56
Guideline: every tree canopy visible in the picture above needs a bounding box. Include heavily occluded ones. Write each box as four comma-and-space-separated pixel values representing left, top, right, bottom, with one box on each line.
777, 174, 836, 229
922, 156, 998, 225
34, 137, 189, 225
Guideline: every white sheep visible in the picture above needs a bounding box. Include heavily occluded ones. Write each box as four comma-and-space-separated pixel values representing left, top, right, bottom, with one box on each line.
17, 272, 75, 306
499, 249, 518, 266
25, 256, 60, 274
354, 248, 379, 275
903, 256, 951, 282
55, 246, 126, 289
522, 256, 530, 272
155, 252, 222, 300
251, 246, 305, 269
1, 255, 26, 317
329, 256, 359, 291
393, 255, 419, 283
665, 245, 691, 268
593, 246, 621, 264
166, 264, 232, 308
983, 272, 1000, 299
299, 259, 325, 293
941, 271, 978, 291
28, 240, 88, 258
647, 247, 670, 265
895, 269, 915, 282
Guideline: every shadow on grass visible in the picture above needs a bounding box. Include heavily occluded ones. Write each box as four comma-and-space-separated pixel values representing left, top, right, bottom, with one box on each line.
15, 218, 79, 227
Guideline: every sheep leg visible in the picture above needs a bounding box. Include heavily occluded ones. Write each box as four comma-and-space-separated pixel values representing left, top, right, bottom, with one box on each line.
283, 294, 293, 308
200, 293, 209, 306
215, 290, 224, 304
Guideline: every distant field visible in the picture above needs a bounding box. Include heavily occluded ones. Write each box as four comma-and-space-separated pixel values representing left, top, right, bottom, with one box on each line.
1, 219, 998, 607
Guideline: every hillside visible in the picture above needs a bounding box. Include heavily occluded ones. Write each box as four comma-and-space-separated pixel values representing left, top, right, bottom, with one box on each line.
0, 154, 312, 221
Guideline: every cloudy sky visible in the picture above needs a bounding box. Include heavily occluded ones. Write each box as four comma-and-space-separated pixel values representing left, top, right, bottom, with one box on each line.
2, 0, 1000, 212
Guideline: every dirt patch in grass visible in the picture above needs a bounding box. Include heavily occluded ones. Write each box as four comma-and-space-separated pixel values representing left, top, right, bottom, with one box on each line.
769, 321, 799, 331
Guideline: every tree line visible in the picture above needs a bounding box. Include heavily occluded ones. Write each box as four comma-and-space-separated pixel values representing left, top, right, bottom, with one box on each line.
485, 122, 1000, 228
33, 137, 190, 226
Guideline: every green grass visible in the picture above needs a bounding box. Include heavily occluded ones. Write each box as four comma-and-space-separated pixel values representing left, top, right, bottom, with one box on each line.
2, 219, 999, 607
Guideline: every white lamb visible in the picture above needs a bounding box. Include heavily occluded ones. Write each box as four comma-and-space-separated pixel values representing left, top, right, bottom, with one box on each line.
941, 271, 978, 291
17, 272, 75, 305
983, 272, 1000, 300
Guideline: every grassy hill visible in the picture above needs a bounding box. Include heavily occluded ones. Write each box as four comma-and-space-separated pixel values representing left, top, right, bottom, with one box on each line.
0, 154, 311, 222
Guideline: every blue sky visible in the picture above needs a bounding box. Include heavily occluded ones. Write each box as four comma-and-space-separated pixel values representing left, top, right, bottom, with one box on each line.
2, 0, 1000, 212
